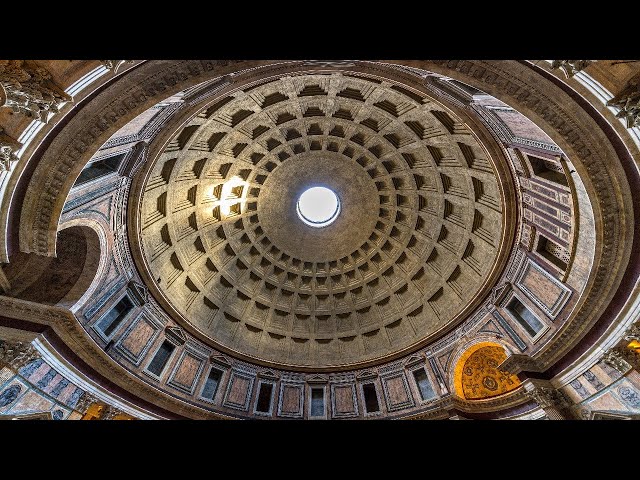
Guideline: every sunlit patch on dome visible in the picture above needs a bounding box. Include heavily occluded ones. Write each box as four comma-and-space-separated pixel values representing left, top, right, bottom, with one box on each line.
216, 176, 248, 217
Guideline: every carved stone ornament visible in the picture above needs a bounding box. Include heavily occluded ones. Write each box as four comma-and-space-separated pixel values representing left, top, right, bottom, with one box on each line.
497, 353, 543, 375
623, 323, 640, 342
607, 73, 640, 129
101, 404, 123, 420
0, 128, 22, 171
0, 340, 40, 370
100, 61, 134, 73
74, 391, 99, 414
602, 347, 632, 374
0, 60, 72, 123
526, 386, 569, 410
550, 60, 593, 78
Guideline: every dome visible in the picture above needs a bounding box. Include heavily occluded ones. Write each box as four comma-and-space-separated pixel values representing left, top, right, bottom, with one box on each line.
134, 72, 511, 369
1, 59, 639, 421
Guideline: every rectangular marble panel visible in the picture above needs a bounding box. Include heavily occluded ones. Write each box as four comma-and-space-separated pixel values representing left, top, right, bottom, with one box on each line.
57, 382, 79, 405
6, 387, 52, 415
167, 350, 204, 394
331, 384, 358, 418
116, 313, 161, 365
529, 180, 559, 202
516, 259, 571, 318
42, 374, 64, 395
277, 383, 304, 418
0, 378, 28, 414
223, 371, 254, 411
381, 372, 414, 411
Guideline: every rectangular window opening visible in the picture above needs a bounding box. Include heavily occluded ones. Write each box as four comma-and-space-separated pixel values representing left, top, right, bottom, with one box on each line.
97, 295, 134, 337
362, 383, 380, 413
147, 340, 175, 377
527, 154, 568, 186
255, 383, 274, 413
413, 368, 435, 401
506, 297, 544, 337
536, 235, 568, 271
74, 153, 126, 186
310, 387, 325, 417
202, 367, 223, 400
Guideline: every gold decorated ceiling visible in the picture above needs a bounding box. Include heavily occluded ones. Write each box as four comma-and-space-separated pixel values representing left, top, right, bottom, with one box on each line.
456, 344, 521, 400
136, 72, 507, 368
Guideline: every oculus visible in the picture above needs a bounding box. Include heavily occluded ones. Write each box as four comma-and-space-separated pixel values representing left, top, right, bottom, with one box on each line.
296, 186, 340, 228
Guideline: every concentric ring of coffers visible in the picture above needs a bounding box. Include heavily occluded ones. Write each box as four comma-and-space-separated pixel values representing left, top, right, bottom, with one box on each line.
137, 72, 507, 368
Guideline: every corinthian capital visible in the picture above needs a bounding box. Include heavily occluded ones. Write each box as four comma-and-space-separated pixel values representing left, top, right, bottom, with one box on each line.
0, 60, 72, 123
607, 73, 640, 129
602, 347, 632, 374
101, 404, 124, 420
0, 128, 22, 171
100, 60, 134, 73
74, 391, 99, 414
0, 340, 40, 370
551, 60, 593, 78
526, 386, 569, 410
624, 323, 640, 342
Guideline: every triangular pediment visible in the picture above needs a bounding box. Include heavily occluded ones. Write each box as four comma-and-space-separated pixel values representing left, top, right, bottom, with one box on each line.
258, 370, 279, 379
404, 354, 425, 367
210, 354, 231, 368
356, 370, 378, 381
128, 280, 148, 305
479, 320, 502, 336
492, 283, 511, 304
306, 374, 328, 384
590, 410, 640, 420
438, 350, 453, 373
165, 326, 186, 345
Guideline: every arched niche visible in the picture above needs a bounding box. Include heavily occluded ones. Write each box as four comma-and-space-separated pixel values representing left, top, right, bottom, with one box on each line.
453, 341, 521, 400
2, 224, 102, 309
57, 218, 111, 313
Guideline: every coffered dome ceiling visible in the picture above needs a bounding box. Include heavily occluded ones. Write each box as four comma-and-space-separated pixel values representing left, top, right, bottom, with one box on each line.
7, 59, 638, 421
135, 72, 513, 369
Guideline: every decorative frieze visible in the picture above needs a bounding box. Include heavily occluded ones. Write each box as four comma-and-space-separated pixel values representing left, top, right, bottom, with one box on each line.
0, 340, 40, 371
0, 60, 71, 122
